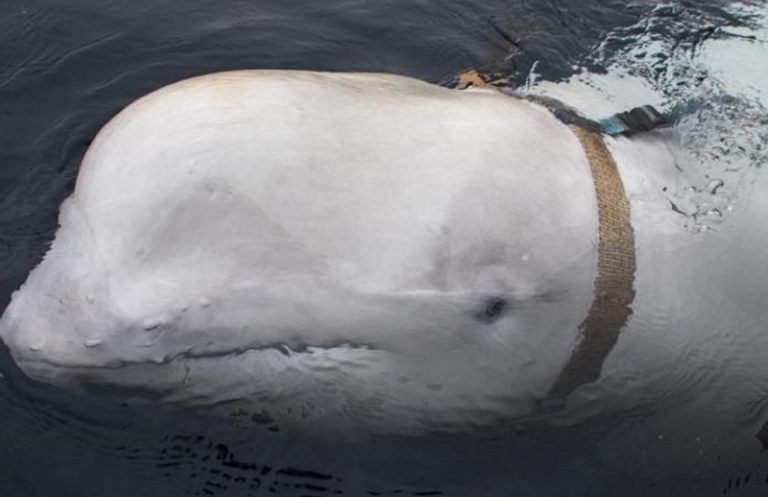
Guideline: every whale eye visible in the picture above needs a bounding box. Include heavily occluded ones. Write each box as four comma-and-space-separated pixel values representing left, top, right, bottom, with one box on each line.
476, 296, 508, 323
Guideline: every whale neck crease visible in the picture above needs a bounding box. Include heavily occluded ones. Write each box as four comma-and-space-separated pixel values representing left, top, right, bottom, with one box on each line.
545, 126, 637, 402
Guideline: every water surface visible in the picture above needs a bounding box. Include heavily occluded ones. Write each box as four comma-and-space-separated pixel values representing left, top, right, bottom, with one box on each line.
1, 1, 767, 496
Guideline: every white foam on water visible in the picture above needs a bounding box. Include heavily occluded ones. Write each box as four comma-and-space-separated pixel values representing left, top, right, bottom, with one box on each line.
699, 6, 768, 102
532, 1, 768, 235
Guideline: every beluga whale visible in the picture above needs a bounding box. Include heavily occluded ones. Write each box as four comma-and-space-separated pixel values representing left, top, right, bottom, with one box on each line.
1, 69, 767, 445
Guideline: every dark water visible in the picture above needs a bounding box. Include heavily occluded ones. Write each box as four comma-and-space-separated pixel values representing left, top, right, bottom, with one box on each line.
1, 1, 767, 496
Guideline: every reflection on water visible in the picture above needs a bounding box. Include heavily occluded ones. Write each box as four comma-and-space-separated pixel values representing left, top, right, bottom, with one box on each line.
1, 0, 768, 495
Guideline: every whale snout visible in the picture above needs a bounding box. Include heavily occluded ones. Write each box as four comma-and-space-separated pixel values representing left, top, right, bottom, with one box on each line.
0, 281, 119, 388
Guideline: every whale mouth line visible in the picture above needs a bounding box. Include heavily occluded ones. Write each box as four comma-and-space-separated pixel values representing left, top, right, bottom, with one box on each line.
14, 340, 379, 372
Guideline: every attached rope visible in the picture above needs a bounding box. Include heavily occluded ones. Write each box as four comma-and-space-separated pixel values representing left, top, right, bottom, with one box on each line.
451, 69, 696, 136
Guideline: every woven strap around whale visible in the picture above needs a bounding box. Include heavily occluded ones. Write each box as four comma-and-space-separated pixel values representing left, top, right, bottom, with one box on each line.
452, 70, 637, 404
545, 127, 636, 403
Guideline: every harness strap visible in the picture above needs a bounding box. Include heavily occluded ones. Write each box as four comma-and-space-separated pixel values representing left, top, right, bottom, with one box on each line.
544, 127, 636, 405
452, 69, 638, 409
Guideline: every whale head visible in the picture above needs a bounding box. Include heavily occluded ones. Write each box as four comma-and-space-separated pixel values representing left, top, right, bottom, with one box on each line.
0, 71, 599, 434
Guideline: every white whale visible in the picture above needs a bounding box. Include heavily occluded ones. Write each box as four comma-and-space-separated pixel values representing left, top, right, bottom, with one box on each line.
1, 69, 767, 440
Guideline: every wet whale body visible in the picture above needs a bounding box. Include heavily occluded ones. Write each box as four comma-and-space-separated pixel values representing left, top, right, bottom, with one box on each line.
1, 71, 767, 443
